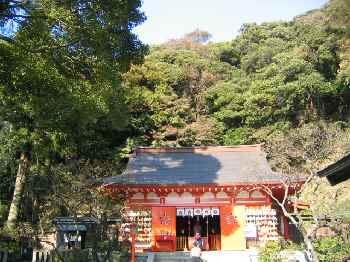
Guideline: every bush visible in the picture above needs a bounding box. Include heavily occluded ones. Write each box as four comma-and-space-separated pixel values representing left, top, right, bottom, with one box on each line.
313, 236, 350, 262
259, 241, 282, 262
0, 201, 8, 224
259, 240, 302, 262
223, 127, 252, 145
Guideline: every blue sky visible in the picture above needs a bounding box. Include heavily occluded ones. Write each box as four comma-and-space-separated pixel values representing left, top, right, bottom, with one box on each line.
133, 0, 329, 44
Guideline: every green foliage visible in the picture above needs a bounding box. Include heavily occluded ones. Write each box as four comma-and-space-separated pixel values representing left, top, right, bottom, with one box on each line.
123, 13, 350, 151
1, 0, 350, 246
326, 0, 350, 30
264, 121, 346, 175
223, 128, 252, 145
0, 0, 147, 231
0, 0, 147, 160
0, 240, 20, 254
123, 42, 229, 146
0, 122, 18, 208
0, 201, 7, 223
259, 241, 282, 262
209, 20, 346, 133
314, 236, 350, 262
302, 179, 350, 223
259, 240, 302, 262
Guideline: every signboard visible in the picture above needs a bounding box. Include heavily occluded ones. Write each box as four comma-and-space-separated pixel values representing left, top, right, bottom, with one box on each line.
244, 224, 257, 238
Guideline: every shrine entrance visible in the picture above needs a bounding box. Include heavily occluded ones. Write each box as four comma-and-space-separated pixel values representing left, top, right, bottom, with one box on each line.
175, 208, 221, 251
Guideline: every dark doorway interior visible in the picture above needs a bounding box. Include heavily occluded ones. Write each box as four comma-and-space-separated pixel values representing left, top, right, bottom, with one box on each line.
176, 215, 220, 250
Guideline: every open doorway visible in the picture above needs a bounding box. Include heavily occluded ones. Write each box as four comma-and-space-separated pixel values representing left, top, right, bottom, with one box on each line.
176, 213, 220, 251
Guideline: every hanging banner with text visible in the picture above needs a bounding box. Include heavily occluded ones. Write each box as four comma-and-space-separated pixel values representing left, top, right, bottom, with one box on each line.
184, 208, 194, 217
176, 208, 220, 217
176, 208, 185, 217
202, 208, 211, 217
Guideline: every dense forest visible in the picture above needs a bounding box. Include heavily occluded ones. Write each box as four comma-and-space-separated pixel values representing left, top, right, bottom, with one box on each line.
0, 0, 350, 259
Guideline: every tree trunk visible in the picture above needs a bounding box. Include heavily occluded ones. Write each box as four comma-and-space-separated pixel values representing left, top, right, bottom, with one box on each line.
282, 213, 319, 262
6, 152, 30, 229
299, 224, 320, 262
261, 184, 320, 262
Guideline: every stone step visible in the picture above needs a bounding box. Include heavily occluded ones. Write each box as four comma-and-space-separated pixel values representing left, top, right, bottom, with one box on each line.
201, 251, 258, 262
149, 250, 308, 262
153, 252, 191, 262
154, 257, 191, 262
148, 250, 259, 262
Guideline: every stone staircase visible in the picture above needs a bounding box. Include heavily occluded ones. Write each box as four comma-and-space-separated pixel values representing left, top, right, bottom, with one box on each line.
147, 250, 311, 262
202, 250, 259, 262
147, 250, 259, 262
152, 251, 191, 262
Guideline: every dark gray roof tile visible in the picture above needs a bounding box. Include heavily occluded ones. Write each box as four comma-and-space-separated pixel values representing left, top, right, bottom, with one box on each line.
104, 146, 280, 185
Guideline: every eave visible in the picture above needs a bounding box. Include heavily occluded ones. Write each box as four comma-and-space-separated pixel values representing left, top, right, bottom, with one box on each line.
317, 154, 350, 185
102, 182, 303, 195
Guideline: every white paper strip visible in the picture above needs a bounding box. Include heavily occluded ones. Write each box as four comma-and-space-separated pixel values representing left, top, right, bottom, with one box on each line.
194, 208, 202, 216
202, 208, 211, 217
176, 208, 185, 217
211, 208, 220, 216
185, 208, 194, 217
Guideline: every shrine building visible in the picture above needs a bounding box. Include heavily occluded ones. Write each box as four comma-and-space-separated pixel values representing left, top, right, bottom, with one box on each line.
102, 145, 302, 252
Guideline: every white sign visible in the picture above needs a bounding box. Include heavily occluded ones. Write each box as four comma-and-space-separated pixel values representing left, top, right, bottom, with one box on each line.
244, 224, 257, 238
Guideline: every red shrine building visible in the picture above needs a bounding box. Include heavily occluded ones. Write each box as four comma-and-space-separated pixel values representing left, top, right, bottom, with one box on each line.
103, 145, 302, 252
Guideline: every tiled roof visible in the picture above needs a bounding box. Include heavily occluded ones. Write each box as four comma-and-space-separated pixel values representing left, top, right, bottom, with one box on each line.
104, 145, 281, 185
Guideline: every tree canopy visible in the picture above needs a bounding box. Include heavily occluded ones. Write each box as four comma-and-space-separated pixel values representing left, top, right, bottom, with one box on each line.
0, 0, 146, 230
0, 2, 350, 259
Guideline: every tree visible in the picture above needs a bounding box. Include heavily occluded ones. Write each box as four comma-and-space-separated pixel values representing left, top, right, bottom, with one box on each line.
184, 29, 212, 44
122, 43, 229, 147
165, 29, 212, 52
326, 0, 350, 30
0, 0, 146, 229
258, 122, 350, 262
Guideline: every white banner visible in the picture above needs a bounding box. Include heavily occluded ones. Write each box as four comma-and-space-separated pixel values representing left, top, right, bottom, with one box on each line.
176, 208, 185, 217
202, 208, 211, 217
185, 208, 194, 217
194, 208, 202, 216
177, 207, 220, 217
211, 208, 220, 216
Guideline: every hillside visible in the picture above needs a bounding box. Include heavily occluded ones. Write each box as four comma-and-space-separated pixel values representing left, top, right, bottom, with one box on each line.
123, 6, 350, 155
0, 1, 350, 259
121, 1, 350, 234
